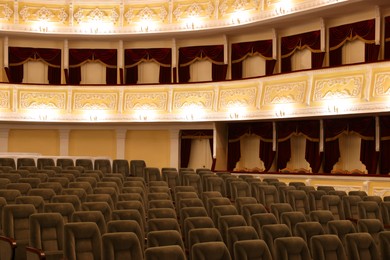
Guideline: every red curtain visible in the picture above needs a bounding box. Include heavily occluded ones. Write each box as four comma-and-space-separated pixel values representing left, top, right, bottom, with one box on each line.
385, 16, 390, 60
329, 19, 376, 66
178, 45, 226, 82
231, 39, 274, 79
348, 117, 378, 174
8, 47, 61, 84
68, 49, 117, 85
299, 120, 322, 173
227, 122, 274, 171
276, 121, 297, 170
380, 116, 390, 174
124, 48, 172, 84
280, 30, 324, 73
180, 130, 213, 168
323, 118, 348, 173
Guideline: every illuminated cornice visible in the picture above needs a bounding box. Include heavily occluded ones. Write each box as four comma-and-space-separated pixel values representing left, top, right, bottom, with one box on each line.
0, 0, 352, 36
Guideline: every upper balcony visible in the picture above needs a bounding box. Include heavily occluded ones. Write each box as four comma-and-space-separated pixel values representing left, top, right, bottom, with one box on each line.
0, 60, 389, 123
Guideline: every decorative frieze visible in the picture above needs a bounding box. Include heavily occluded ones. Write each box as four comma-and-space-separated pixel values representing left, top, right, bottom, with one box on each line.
19, 91, 66, 110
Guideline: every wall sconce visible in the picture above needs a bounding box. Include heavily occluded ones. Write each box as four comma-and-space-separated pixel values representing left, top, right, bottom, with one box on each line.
182, 104, 204, 121
185, 16, 201, 30
228, 106, 247, 119
135, 109, 156, 121
274, 0, 293, 15
327, 104, 339, 113
274, 104, 293, 118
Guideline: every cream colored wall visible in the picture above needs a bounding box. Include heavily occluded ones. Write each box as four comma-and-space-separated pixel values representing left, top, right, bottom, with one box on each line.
8, 129, 60, 155
125, 130, 170, 169
68, 130, 116, 158
123, 39, 173, 49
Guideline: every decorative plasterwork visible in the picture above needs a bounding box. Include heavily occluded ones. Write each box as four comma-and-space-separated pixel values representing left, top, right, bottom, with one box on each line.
73, 92, 118, 111
19, 4, 68, 24
312, 74, 364, 102
219, 0, 260, 18
123, 92, 168, 111
219, 86, 257, 110
262, 80, 307, 106
0, 61, 389, 122
0, 89, 11, 110
372, 70, 390, 100
19, 91, 66, 110
173, 0, 214, 22
73, 6, 119, 25
0, 2, 13, 22
124, 3, 168, 24
173, 90, 214, 110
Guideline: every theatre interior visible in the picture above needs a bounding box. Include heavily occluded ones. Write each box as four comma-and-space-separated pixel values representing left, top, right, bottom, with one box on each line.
0, 0, 390, 259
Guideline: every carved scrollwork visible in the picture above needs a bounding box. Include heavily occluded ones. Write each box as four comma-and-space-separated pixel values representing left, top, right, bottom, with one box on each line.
313, 75, 363, 101
0, 90, 10, 109
19, 5, 68, 23
173, 90, 214, 110
263, 81, 306, 105
124, 92, 168, 111
19, 92, 66, 110
73, 93, 117, 110
373, 72, 390, 97
219, 87, 256, 109
173, 1, 214, 21
0, 3, 13, 21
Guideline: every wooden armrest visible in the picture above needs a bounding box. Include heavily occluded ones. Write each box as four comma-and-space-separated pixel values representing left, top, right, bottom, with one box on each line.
0, 235, 17, 260
26, 246, 46, 260
0, 236, 17, 247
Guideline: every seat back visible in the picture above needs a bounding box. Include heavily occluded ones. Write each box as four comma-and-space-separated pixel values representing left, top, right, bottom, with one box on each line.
322, 195, 345, 220
262, 224, 292, 259
112, 159, 129, 176
358, 201, 381, 220
274, 236, 311, 260
250, 213, 278, 239
94, 159, 112, 174
101, 232, 142, 260
345, 232, 380, 260
29, 213, 64, 254
129, 160, 146, 177
145, 245, 186, 260
63, 222, 102, 260
191, 242, 231, 260
310, 234, 347, 260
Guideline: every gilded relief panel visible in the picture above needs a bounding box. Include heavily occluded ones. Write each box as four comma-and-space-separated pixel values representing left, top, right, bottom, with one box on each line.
261, 78, 307, 108
172, 0, 214, 23
73, 5, 119, 26
72, 91, 118, 112
124, 2, 169, 26
0, 88, 11, 111
18, 89, 66, 111
172, 89, 214, 111
19, 3, 68, 25
123, 90, 168, 112
218, 0, 260, 19
311, 72, 365, 105
371, 67, 390, 101
0, 1, 13, 22
218, 84, 257, 110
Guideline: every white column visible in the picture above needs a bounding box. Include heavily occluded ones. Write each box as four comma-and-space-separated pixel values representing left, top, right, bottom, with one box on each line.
320, 18, 326, 52
272, 122, 276, 151
0, 128, 9, 153
170, 129, 180, 168
375, 116, 380, 152
4, 36, 8, 68
59, 129, 70, 156
320, 119, 324, 152
118, 40, 124, 84
375, 6, 380, 45
63, 40, 69, 70
116, 128, 127, 159
172, 38, 177, 83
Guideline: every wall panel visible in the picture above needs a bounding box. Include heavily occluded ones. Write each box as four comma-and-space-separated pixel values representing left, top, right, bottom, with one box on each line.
68, 130, 116, 158
8, 129, 59, 155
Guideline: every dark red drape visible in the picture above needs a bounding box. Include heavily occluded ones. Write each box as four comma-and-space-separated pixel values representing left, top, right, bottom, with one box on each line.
348, 117, 378, 174
253, 122, 274, 172
231, 39, 274, 79
8, 47, 61, 84
69, 49, 117, 85
124, 48, 172, 84
299, 120, 322, 173
323, 118, 348, 173
329, 19, 376, 66
276, 121, 297, 170
385, 16, 390, 60
180, 130, 213, 168
280, 30, 324, 73
380, 116, 390, 174
180, 139, 192, 168
178, 45, 226, 83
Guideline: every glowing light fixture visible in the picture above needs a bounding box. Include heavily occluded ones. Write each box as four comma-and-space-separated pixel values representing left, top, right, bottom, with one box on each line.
182, 104, 205, 120
274, 104, 293, 117
227, 105, 247, 119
